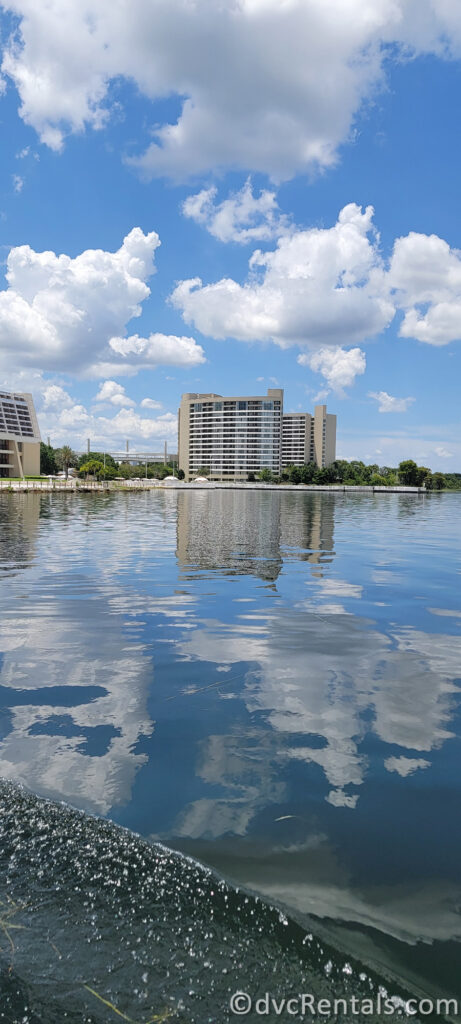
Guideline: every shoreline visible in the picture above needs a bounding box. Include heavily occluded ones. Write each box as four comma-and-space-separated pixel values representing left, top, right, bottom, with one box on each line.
0, 480, 428, 494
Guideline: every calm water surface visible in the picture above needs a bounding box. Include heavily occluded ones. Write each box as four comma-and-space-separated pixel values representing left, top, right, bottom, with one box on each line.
0, 490, 460, 1021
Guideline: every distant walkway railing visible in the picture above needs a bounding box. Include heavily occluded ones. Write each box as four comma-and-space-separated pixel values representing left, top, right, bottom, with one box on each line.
0, 479, 427, 494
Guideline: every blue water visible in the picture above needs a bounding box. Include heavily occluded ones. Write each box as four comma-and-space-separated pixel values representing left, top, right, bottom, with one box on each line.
0, 489, 460, 1019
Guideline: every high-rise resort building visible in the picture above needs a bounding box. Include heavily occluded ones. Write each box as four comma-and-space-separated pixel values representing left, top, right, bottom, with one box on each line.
0, 391, 41, 478
178, 389, 336, 481
282, 406, 337, 470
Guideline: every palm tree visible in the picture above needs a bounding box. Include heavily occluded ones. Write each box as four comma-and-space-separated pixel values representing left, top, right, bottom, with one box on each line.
58, 445, 75, 479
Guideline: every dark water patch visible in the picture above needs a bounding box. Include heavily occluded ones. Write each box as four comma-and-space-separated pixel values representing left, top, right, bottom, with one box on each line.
28, 717, 121, 757
0, 783, 440, 1024
0, 685, 108, 709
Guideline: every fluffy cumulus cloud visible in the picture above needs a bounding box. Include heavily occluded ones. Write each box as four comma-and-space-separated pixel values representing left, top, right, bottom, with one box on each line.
51, 406, 178, 450
182, 178, 290, 243
2, 1, 461, 180
94, 380, 135, 407
300, 347, 367, 394
107, 332, 205, 374
368, 390, 415, 412
0, 370, 177, 449
140, 397, 162, 410
172, 204, 394, 351
172, 201, 461, 381
388, 231, 461, 346
42, 383, 74, 409
0, 227, 205, 377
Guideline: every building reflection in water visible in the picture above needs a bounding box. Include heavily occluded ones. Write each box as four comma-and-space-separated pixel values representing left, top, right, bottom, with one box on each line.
176, 489, 336, 582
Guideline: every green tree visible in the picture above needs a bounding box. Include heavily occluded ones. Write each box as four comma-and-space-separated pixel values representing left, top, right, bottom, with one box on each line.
79, 459, 105, 480
432, 472, 446, 490
195, 466, 210, 477
258, 468, 273, 482
331, 460, 349, 483
398, 460, 420, 486
146, 461, 174, 478
398, 460, 433, 487
363, 463, 379, 483
40, 442, 57, 475
56, 445, 77, 478
288, 465, 302, 484
379, 468, 397, 485
299, 462, 317, 484
443, 474, 461, 490
315, 465, 337, 483
177, 468, 185, 480
78, 451, 118, 471
418, 466, 432, 487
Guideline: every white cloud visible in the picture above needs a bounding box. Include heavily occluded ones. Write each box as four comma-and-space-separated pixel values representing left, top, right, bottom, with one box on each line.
42, 402, 178, 450
389, 231, 461, 346
42, 383, 74, 409
172, 204, 394, 352
12, 173, 24, 192
94, 380, 135, 407
141, 397, 162, 410
0, 227, 205, 377
0, 367, 177, 449
434, 445, 453, 459
312, 389, 330, 403
3, 1, 461, 180
385, 756, 431, 777
368, 390, 415, 412
182, 179, 290, 243
173, 202, 461, 361
299, 346, 366, 394
108, 332, 205, 373
326, 790, 359, 809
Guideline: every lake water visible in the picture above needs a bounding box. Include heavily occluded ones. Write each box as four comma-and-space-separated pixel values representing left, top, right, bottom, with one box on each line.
0, 489, 460, 1022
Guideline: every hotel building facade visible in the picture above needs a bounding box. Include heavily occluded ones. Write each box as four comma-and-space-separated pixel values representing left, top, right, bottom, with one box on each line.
0, 391, 41, 478
178, 388, 336, 481
282, 406, 337, 470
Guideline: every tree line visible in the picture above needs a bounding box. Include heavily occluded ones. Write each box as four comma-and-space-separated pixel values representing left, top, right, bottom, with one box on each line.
255, 459, 457, 489
40, 444, 459, 489
40, 444, 181, 480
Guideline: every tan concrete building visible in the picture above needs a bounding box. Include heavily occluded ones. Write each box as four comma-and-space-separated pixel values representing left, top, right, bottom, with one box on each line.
178, 389, 336, 481
0, 391, 41, 478
282, 405, 336, 469
178, 389, 284, 481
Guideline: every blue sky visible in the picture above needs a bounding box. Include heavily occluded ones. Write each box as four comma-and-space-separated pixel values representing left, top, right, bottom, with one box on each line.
0, 0, 460, 467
